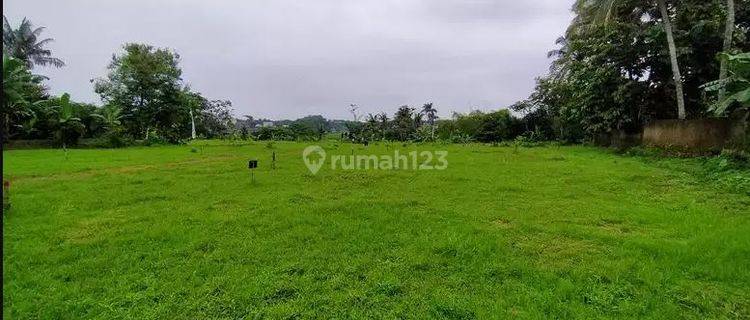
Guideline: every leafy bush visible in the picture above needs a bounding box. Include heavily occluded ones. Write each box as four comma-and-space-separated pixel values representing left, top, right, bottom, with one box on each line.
504, 135, 547, 148
703, 52, 750, 115
446, 133, 473, 144
143, 134, 170, 146
254, 127, 296, 141
702, 152, 750, 194
414, 125, 435, 142
622, 147, 750, 195
91, 131, 133, 148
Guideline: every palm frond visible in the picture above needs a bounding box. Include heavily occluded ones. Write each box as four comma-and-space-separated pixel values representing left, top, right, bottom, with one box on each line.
583, 0, 618, 22
711, 88, 750, 114
2, 16, 64, 68
32, 56, 65, 68
31, 26, 45, 37
33, 37, 54, 48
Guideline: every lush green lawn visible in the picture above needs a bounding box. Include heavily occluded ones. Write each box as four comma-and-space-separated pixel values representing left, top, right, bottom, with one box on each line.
3, 141, 749, 319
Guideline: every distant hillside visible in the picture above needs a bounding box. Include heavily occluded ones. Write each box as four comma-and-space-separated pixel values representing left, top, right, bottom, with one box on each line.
235, 115, 356, 132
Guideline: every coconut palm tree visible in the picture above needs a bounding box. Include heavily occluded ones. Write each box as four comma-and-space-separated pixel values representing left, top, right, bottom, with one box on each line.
99, 104, 123, 132
348, 104, 360, 122
420, 103, 438, 139
3, 16, 65, 69
576, 0, 686, 120
420, 103, 438, 125
718, 0, 736, 101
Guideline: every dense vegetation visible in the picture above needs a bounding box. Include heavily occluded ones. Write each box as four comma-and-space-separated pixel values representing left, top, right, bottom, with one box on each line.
512, 0, 750, 141
2, 18, 235, 147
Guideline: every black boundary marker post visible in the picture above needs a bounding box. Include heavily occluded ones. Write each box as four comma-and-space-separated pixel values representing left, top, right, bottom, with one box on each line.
248, 159, 258, 184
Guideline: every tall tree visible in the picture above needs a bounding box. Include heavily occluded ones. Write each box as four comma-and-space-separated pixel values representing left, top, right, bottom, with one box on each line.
349, 104, 360, 122
577, 0, 687, 119
718, 0, 736, 101
420, 103, 439, 139
93, 43, 186, 142
365, 113, 379, 140
393, 106, 416, 141
2, 16, 65, 69
376, 112, 389, 140
656, 0, 686, 120
1, 56, 44, 140
200, 99, 236, 138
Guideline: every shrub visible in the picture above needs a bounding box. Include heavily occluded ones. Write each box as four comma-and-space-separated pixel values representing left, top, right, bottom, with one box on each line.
254, 127, 296, 141
448, 133, 473, 144
91, 131, 133, 148
143, 134, 170, 146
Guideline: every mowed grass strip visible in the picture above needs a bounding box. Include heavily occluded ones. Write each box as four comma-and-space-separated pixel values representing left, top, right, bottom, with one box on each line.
3, 142, 749, 319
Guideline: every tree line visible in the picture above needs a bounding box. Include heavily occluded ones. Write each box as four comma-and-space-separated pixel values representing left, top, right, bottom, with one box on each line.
2, 17, 235, 147
340, 105, 527, 144
4, 2, 748, 147
345, 0, 748, 145
511, 0, 749, 142
258, 0, 749, 145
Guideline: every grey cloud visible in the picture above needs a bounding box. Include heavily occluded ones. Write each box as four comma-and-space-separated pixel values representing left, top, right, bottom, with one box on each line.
4, 0, 574, 119
424, 0, 574, 22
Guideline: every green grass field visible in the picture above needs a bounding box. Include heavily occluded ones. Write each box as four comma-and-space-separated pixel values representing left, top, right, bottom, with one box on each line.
3, 141, 749, 319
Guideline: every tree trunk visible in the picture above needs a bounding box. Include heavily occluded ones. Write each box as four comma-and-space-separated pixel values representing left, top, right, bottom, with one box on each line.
190, 109, 197, 139
4, 114, 9, 144
657, 0, 687, 120
719, 0, 736, 101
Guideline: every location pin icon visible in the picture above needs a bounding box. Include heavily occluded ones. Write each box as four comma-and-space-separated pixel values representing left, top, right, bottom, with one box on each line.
303, 145, 326, 175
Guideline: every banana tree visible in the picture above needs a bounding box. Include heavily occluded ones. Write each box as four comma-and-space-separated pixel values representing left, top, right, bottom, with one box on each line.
19, 115, 38, 138
703, 52, 750, 115
98, 104, 123, 132
50, 93, 85, 149
2, 56, 35, 140
718, 0, 736, 101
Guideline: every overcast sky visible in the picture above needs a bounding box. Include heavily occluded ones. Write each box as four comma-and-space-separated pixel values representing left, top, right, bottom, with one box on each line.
4, 0, 574, 120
